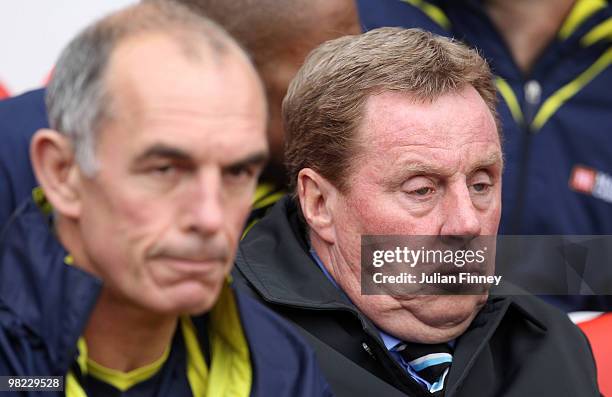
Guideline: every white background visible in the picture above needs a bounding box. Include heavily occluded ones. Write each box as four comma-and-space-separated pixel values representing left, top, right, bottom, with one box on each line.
0, 0, 138, 97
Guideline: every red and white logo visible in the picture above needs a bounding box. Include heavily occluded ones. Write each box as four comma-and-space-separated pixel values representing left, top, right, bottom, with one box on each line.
570, 165, 597, 194
0, 81, 9, 99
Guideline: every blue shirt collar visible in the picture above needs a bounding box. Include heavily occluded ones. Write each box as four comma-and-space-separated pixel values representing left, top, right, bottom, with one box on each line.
310, 247, 341, 290
378, 329, 404, 351
309, 246, 455, 350
309, 247, 404, 350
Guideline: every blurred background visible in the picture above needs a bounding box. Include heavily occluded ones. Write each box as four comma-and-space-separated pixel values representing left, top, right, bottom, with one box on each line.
0, 0, 138, 98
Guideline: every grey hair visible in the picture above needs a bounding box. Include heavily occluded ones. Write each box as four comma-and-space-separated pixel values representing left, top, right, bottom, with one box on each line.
46, 0, 240, 175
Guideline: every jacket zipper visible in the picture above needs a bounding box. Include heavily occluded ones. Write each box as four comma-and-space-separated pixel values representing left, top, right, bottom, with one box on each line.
510, 80, 541, 233
524, 80, 542, 130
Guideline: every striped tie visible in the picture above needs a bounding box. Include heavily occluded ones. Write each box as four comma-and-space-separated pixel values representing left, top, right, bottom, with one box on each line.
398, 342, 452, 395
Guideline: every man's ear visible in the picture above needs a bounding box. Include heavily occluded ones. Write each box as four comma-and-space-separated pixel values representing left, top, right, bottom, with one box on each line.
297, 168, 338, 244
30, 129, 82, 218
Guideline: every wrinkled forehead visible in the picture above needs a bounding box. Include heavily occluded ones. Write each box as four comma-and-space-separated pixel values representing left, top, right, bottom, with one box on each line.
357, 88, 501, 159
91, 35, 267, 159
104, 31, 264, 124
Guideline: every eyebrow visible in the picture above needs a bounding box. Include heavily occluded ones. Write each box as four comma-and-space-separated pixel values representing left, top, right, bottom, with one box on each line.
223, 151, 269, 170
392, 160, 456, 179
467, 152, 504, 174
134, 144, 192, 163
401, 163, 454, 175
381, 161, 453, 187
383, 151, 504, 186
134, 143, 269, 169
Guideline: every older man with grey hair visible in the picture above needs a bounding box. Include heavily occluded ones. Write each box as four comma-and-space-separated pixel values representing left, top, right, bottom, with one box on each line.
0, 0, 361, 231
0, 2, 331, 396
235, 27, 600, 396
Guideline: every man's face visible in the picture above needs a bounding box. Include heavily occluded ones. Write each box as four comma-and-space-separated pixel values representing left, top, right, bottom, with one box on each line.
327, 86, 502, 342
74, 34, 267, 315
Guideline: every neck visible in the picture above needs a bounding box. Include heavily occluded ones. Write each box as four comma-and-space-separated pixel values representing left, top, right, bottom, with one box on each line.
84, 289, 177, 372
484, 0, 576, 74
309, 232, 359, 295
55, 217, 177, 372
309, 234, 334, 275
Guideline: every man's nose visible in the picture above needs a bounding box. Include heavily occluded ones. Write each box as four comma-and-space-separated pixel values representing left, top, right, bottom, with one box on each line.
440, 183, 482, 238
181, 171, 224, 235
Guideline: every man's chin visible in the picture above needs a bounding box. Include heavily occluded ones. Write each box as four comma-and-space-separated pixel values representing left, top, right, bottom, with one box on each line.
405, 294, 487, 341
147, 280, 224, 316
366, 294, 487, 344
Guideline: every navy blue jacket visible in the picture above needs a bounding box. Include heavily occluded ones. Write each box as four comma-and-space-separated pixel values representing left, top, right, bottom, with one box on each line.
0, 199, 332, 396
356, 0, 612, 235
0, 89, 47, 231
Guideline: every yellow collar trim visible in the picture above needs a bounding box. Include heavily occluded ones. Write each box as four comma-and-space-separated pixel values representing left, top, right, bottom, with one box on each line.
206, 282, 252, 397
86, 345, 170, 392
254, 183, 277, 204
400, 0, 451, 30
183, 282, 252, 397
66, 282, 252, 397
558, 0, 607, 40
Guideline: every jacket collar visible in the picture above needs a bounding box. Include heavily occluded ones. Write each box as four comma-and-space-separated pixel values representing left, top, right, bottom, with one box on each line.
0, 198, 102, 371
434, 0, 611, 82
237, 196, 355, 311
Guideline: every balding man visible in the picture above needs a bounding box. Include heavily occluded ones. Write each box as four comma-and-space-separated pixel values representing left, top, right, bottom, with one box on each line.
0, 3, 330, 396
0, 0, 361, 230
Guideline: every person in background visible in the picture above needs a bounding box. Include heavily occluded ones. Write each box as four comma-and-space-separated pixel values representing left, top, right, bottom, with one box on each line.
0, 2, 331, 396
234, 27, 600, 396
0, 89, 47, 229
355, 0, 612, 312
175, 0, 361, 191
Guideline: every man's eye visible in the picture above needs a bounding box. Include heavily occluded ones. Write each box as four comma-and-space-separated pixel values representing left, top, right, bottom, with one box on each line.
413, 187, 434, 196
471, 183, 490, 193
223, 165, 255, 182
151, 164, 177, 175
469, 170, 494, 195
402, 176, 436, 199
